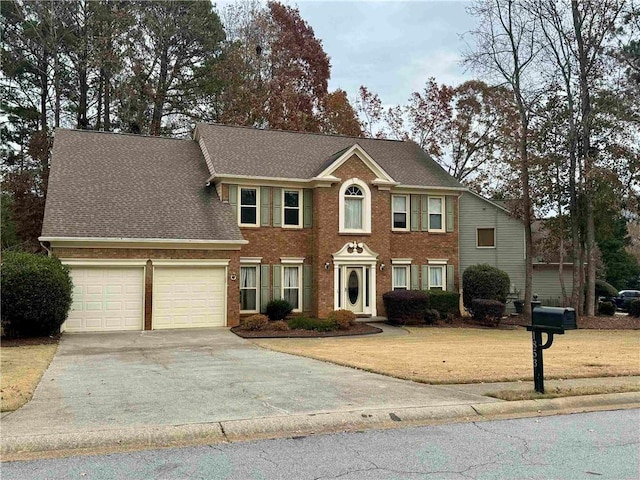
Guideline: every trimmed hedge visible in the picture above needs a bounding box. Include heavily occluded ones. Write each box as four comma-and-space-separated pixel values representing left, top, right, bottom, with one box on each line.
241, 314, 269, 331
462, 264, 510, 311
265, 299, 293, 321
629, 299, 640, 318
287, 316, 337, 332
327, 309, 356, 330
595, 279, 618, 299
1, 251, 73, 338
470, 299, 505, 327
597, 301, 616, 316
383, 290, 430, 325
426, 290, 460, 317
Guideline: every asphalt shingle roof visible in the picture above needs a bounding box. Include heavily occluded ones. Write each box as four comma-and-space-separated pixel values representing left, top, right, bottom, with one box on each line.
41, 129, 243, 241
195, 124, 463, 189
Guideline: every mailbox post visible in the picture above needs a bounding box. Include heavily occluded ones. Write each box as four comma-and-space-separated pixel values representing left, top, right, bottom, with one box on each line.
526, 305, 577, 393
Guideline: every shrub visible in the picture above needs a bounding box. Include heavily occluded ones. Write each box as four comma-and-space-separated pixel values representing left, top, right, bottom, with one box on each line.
597, 301, 616, 316
462, 264, 510, 312
595, 279, 618, 299
1, 252, 73, 338
287, 316, 337, 332
269, 320, 290, 331
265, 299, 293, 321
470, 299, 505, 327
423, 309, 440, 325
241, 314, 269, 331
629, 299, 640, 318
382, 290, 430, 325
327, 309, 356, 330
426, 290, 460, 317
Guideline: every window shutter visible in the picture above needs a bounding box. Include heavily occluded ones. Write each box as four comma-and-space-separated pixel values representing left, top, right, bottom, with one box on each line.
421, 195, 429, 231
228, 185, 238, 213
260, 187, 271, 226
410, 195, 420, 231
303, 265, 312, 311
410, 265, 419, 290
272, 188, 282, 226
303, 189, 313, 228
446, 265, 455, 291
260, 265, 270, 312
272, 265, 282, 300
446, 196, 455, 232
421, 265, 429, 290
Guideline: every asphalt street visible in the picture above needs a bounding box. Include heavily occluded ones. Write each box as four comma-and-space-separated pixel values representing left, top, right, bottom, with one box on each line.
3, 409, 638, 480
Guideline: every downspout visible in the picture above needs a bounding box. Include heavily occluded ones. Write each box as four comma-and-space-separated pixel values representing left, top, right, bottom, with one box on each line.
40, 241, 52, 257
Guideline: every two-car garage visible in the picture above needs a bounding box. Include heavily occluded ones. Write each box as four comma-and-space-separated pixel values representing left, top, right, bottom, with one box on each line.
64, 260, 228, 332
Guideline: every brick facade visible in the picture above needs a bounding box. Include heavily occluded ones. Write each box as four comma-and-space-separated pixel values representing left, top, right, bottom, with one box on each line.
54, 154, 459, 329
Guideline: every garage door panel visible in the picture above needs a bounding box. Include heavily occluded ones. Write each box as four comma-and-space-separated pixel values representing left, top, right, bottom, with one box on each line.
153, 267, 226, 329
65, 266, 144, 332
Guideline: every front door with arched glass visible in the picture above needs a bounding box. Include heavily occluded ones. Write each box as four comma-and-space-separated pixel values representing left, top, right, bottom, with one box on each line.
345, 267, 364, 313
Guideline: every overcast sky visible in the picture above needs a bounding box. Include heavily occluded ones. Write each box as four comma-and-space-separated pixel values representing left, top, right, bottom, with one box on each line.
294, 1, 477, 106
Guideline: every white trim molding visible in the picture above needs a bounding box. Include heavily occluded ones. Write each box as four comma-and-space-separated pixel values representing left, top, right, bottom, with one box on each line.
240, 257, 263, 263
60, 258, 148, 267
339, 178, 372, 234
316, 144, 397, 184
280, 257, 305, 264
391, 258, 413, 265
427, 258, 448, 265
151, 259, 230, 267
40, 236, 248, 250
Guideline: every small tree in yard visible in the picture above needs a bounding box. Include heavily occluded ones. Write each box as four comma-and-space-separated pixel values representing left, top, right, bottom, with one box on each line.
462, 264, 510, 315
1, 251, 73, 338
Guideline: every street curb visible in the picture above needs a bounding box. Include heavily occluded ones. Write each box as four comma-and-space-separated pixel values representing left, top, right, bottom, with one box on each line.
2, 392, 638, 459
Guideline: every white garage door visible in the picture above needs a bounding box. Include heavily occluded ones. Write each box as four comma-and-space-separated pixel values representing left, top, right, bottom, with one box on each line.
66, 267, 144, 332
153, 266, 226, 329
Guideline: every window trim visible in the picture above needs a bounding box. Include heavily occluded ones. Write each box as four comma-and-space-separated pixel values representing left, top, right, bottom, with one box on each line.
239, 264, 260, 313
476, 227, 496, 248
428, 195, 445, 232
238, 186, 260, 227
282, 265, 302, 313
282, 188, 303, 229
391, 194, 410, 231
392, 265, 409, 291
339, 178, 372, 234
428, 265, 445, 290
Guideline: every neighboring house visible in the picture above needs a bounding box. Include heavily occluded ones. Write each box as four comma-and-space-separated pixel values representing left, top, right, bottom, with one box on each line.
459, 191, 575, 311
41, 125, 467, 332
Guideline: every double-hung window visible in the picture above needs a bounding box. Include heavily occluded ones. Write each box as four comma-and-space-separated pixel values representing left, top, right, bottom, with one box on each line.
428, 196, 444, 232
392, 195, 409, 230
392, 266, 409, 291
239, 187, 258, 226
283, 190, 302, 228
240, 266, 258, 312
283, 266, 301, 311
429, 266, 445, 290
344, 185, 364, 230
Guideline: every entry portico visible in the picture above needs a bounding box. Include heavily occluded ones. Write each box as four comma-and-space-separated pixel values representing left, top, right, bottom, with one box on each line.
332, 241, 379, 316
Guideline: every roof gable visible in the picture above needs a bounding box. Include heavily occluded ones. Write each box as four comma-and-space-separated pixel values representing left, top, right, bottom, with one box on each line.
314, 144, 397, 186
194, 123, 463, 189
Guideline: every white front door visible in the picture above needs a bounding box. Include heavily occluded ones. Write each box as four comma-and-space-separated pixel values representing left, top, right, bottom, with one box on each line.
344, 267, 364, 313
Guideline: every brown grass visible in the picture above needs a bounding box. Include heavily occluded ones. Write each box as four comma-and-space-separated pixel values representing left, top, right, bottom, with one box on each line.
253, 328, 640, 384
488, 384, 640, 401
1, 343, 58, 412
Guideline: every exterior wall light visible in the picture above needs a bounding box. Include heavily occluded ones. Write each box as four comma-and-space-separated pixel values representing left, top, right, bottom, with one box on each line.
380, 263, 385, 271
324, 262, 331, 270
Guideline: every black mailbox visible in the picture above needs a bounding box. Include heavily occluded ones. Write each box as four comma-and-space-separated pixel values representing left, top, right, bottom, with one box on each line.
532, 306, 577, 332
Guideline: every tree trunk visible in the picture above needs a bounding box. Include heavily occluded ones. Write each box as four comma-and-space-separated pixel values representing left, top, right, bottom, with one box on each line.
572, 0, 596, 316
104, 69, 111, 131
39, 52, 48, 131
556, 166, 567, 303
150, 47, 169, 136
96, 71, 103, 130
521, 119, 534, 323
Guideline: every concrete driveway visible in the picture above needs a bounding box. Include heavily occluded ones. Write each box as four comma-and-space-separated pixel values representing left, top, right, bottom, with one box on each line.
1, 328, 494, 438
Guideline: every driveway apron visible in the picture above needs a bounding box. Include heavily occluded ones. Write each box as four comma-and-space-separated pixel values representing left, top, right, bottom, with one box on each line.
1, 329, 494, 437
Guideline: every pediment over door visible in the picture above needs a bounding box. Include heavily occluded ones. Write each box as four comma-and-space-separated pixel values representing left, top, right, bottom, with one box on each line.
332, 241, 379, 264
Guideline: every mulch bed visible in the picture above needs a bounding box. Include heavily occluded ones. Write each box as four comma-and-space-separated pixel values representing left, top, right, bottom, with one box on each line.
1, 334, 61, 347
231, 323, 382, 338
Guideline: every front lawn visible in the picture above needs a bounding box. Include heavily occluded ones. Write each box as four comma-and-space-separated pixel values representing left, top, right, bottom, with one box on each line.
1, 341, 58, 412
253, 328, 640, 384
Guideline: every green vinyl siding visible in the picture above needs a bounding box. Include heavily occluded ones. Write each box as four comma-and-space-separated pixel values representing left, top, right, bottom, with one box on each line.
532, 268, 575, 305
